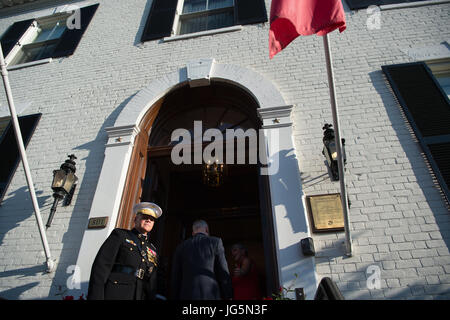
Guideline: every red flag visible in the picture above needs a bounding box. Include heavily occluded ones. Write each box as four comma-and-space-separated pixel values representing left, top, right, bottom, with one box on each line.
269, 0, 346, 59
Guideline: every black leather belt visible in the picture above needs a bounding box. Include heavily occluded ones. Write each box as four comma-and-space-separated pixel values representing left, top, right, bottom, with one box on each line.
112, 265, 152, 280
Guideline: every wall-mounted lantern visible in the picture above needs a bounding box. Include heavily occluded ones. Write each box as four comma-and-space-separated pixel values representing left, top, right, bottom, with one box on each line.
46, 154, 78, 229
322, 123, 346, 181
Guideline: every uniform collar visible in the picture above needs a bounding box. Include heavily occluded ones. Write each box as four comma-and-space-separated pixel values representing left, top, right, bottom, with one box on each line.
132, 228, 148, 241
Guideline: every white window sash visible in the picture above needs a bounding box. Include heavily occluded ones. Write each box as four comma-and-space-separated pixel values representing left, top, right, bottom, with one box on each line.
173, 0, 235, 36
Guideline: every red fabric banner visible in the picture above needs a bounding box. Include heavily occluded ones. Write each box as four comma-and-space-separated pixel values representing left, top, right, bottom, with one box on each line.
269, 0, 346, 58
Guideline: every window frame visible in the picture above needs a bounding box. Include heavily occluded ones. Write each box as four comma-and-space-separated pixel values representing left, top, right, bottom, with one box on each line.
173, 0, 236, 36
8, 14, 70, 66
427, 59, 450, 99
1, 3, 99, 68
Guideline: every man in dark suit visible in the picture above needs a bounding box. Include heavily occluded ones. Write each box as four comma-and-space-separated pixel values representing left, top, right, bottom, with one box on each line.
87, 202, 163, 300
170, 219, 232, 300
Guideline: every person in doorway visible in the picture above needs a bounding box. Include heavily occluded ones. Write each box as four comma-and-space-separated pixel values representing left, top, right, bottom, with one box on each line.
231, 243, 262, 300
87, 202, 163, 300
170, 219, 233, 300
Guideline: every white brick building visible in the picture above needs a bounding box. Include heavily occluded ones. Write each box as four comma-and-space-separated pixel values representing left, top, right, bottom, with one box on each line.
0, 0, 449, 300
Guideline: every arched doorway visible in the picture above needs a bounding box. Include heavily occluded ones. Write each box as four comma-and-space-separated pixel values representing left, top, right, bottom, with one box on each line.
118, 81, 278, 298
75, 59, 318, 299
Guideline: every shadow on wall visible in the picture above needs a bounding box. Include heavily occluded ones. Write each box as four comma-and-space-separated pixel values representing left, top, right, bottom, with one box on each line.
265, 147, 320, 297
44, 93, 136, 300
0, 187, 52, 300
0, 186, 50, 245
0, 282, 40, 300
134, 0, 153, 47
269, 148, 308, 235
0, 265, 45, 299
335, 266, 450, 300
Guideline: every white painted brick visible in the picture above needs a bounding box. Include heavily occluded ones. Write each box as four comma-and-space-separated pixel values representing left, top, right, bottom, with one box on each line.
417, 266, 445, 276
405, 233, 431, 242
426, 275, 441, 285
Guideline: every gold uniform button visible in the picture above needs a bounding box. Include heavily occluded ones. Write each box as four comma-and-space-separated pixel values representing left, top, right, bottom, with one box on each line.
130, 248, 133, 251
142, 259, 145, 262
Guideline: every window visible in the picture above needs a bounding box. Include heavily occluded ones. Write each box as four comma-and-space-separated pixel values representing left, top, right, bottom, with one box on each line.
382, 62, 450, 203
141, 0, 267, 41
9, 14, 68, 66
177, 0, 235, 35
0, 4, 99, 66
427, 60, 450, 99
0, 113, 41, 202
345, 0, 428, 10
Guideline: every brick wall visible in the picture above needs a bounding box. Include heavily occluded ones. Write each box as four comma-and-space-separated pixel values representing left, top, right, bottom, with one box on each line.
0, 0, 448, 299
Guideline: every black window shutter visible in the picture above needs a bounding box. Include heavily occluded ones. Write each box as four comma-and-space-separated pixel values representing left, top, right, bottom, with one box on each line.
382, 62, 450, 203
428, 143, 450, 190
0, 113, 42, 202
235, 0, 268, 26
0, 19, 34, 58
51, 3, 99, 58
383, 63, 450, 137
141, 0, 178, 42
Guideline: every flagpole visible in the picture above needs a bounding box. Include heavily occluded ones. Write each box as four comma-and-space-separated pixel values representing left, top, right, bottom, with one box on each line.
323, 33, 353, 256
0, 44, 55, 272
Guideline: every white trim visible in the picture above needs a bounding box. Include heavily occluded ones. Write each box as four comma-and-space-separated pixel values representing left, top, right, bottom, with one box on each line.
401, 43, 450, 61
7, 57, 52, 70
258, 105, 294, 119
171, 0, 186, 36
186, 58, 215, 87
0, 101, 31, 117
4, 20, 37, 66
380, 0, 450, 10
105, 124, 140, 147
258, 105, 294, 129
163, 25, 242, 42
171, 0, 236, 37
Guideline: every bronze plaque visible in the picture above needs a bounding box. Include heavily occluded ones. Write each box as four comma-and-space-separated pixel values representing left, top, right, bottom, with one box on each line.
88, 217, 109, 229
306, 193, 345, 233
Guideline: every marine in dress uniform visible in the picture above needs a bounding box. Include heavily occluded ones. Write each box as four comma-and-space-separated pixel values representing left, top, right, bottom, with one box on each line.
87, 202, 162, 300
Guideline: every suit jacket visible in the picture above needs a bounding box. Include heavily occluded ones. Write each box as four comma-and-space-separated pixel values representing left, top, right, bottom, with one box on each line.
170, 233, 232, 300
87, 228, 158, 300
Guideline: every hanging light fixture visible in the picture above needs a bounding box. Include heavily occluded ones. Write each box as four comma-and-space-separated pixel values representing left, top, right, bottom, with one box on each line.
322, 123, 346, 181
203, 158, 224, 187
46, 154, 78, 228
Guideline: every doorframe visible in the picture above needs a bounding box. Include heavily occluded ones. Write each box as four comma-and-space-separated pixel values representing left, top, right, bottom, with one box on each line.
143, 135, 280, 296
74, 59, 318, 299
143, 141, 275, 297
